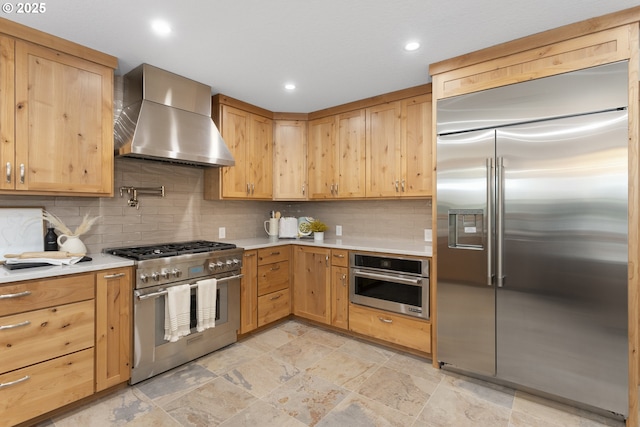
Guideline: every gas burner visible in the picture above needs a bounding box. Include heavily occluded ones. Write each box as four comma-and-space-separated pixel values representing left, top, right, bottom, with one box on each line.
104, 240, 237, 261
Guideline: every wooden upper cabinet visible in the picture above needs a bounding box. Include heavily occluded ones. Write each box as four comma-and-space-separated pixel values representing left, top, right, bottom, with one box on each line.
366, 102, 402, 197
273, 120, 307, 200
308, 110, 365, 199
401, 94, 432, 197
0, 37, 113, 196
206, 104, 273, 200
8, 39, 114, 196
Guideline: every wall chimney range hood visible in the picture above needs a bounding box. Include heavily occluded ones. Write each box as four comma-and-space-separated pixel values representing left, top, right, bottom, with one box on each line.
114, 64, 235, 167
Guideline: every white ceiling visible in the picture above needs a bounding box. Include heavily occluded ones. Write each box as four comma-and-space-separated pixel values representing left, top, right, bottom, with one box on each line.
5, 0, 639, 113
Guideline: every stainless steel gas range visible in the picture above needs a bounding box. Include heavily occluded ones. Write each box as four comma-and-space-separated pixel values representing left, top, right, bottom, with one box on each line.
104, 240, 243, 384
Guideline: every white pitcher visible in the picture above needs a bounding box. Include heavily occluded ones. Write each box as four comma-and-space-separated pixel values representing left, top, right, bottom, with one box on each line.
264, 218, 279, 236
57, 234, 88, 254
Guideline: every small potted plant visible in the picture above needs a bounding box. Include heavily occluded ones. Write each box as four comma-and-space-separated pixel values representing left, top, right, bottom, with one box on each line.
309, 219, 328, 241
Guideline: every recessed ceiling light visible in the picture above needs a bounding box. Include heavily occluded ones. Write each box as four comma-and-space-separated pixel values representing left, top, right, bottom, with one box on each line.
284, 83, 296, 90
151, 20, 172, 36
404, 41, 420, 52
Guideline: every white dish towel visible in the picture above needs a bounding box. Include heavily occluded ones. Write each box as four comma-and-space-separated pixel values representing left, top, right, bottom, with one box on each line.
196, 278, 217, 332
164, 284, 191, 342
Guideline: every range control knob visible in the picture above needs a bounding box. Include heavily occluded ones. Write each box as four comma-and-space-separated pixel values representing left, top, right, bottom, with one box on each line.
139, 273, 149, 283
216, 261, 224, 270
172, 268, 182, 278
161, 270, 170, 279
208, 262, 215, 272
226, 260, 233, 267
151, 272, 160, 282
232, 258, 241, 266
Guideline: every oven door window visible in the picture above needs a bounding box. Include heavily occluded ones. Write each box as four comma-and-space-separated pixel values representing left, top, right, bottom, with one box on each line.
354, 275, 422, 307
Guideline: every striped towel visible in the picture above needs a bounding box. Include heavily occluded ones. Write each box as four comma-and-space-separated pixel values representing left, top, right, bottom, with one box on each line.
164, 284, 191, 342
196, 278, 217, 332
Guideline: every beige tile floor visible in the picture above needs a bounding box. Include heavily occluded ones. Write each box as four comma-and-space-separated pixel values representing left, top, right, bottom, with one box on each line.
40, 320, 625, 427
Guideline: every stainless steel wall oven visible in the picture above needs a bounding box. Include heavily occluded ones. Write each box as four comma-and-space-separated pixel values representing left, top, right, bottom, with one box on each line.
350, 253, 429, 320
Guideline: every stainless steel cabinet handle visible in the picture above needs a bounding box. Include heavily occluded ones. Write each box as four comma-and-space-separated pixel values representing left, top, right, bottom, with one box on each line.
246, 183, 250, 195
486, 158, 494, 287
5, 162, 10, 183
251, 183, 255, 195
333, 254, 345, 258
302, 183, 305, 196
341, 274, 346, 286
353, 270, 421, 286
0, 290, 31, 300
103, 272, 126, 279
401, 179, 405, 192
326, 255, 329, 267
394, 180, 399, 192
270, 294, 282, 301
496, 156, 505, 287
335, 183, 338, 195
378, 317, 393, 324
0, 375, 30, 389
270, 251, 280, 256
19, 163, 25, 184
244, 253, 256, 258
330, 183, 335, 195
0, 320, 30, 331
270, 265, 280, 271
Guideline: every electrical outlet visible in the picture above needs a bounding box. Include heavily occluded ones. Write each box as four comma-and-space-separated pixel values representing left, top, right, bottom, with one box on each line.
424, 229, 432, 242
219, 227, 226, 239
336, 225, 342, 236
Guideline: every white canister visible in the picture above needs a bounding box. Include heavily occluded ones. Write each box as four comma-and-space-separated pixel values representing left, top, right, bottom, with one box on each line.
264, 218, 279, 236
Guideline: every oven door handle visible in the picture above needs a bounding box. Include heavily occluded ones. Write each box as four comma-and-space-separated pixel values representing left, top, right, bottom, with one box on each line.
352, 270, 422, 286
135, 274, 243, 301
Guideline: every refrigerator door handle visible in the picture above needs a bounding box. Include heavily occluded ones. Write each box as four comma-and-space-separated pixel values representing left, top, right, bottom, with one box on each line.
496, 156, 505, 287
486, 157, 494, 286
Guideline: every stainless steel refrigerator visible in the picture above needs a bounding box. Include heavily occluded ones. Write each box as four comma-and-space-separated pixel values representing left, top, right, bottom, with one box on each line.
436, 61, 629, 418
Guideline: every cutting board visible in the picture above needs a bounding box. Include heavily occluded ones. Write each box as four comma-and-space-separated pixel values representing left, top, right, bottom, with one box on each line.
0, 208, 44, 262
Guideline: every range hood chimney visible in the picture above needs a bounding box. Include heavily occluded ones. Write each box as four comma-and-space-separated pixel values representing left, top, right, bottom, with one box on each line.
114, 64, 235, 167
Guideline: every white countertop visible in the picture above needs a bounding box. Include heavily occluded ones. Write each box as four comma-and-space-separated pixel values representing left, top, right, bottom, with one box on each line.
229, 237, 433, 258
0, 253, 135, 284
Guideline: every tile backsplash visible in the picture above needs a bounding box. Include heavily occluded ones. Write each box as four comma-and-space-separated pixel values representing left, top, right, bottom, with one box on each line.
0, 158, 432, 253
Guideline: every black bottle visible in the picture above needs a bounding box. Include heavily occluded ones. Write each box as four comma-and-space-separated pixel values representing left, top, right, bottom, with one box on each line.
44, 227, 58, 251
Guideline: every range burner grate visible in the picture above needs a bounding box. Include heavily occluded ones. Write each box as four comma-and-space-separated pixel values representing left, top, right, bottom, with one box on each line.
105, 240, 237, 260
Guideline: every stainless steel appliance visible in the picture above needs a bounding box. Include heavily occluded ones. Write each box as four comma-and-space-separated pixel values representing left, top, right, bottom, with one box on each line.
114, 64, 235, 167
350, 253, 429, 320
436, 61, 629, 418
105, 240, 243, 384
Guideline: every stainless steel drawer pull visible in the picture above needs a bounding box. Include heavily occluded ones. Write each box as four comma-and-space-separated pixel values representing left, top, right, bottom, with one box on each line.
270, 294, 282, 301
0, 320, 30, 331
0, 375, 30, 389
270, 265, 280, 271
0, 290, 32, 300
103, 273, 126, 279
378, 317, 393, 324
270, 251, 281, 256
333, 254, 345, 258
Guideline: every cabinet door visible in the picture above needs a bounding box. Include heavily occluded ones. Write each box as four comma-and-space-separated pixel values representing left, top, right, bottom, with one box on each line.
0, 36, 15, 191
220, 105, 250, 198
95, 267, 131, 391
401, 94, 432, 197
293, 246, 331, 324
337, 110, 366, 198
366, 102, 402, 197
307, 116, 336, 199
248, 114, 273, 199
240, 250, 258, 334
14, 40, 113, 195
273, 120, 307, 200
331, 265, 349, 330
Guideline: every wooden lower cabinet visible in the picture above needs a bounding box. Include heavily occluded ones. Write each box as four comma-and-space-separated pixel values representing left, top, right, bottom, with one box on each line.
257, 247, 291, 327
0, 348, 95, 427
95, 267, 132, 391
293, 246, 331, 324
240, 250, 259, 334
258, 288, 291, 327
349, 303, 431, 353
330, 249, 349, 330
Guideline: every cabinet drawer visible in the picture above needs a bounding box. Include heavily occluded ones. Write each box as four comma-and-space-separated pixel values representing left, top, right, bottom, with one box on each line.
257, 260, 289, 296
349, 304, 431, 353
258, 288, 290, 327
0, 299, 95, 374
257, 247, 289, 265
331, 249, 349, 267
0, 273, 95, 317
0, 348, 94, 427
